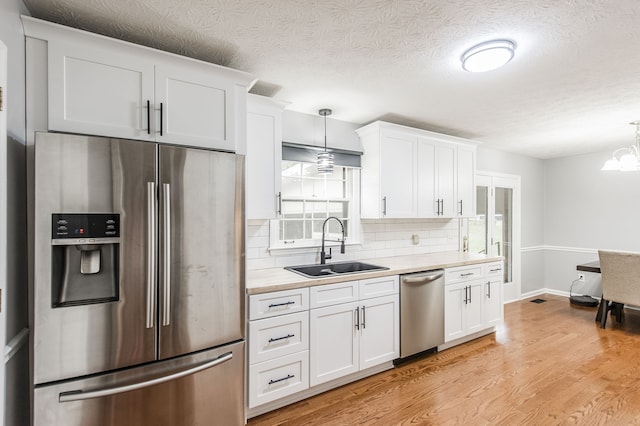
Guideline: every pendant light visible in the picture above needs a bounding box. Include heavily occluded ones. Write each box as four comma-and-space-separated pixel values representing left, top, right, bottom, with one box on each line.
601, 121, 640, 171
317, 108, 334, 174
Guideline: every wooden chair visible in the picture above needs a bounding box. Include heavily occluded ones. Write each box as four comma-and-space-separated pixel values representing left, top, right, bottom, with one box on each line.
598, 250, 640, 328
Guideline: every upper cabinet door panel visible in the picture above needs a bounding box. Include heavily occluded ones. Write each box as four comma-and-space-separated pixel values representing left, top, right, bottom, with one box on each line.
48, 40, 155, 140
155, 64, 234, 151
457, 145, 476, 217
436, 143, 457, 217
380, 132, 416, 218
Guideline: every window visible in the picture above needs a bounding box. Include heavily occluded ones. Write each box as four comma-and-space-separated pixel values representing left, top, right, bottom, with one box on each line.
270, 146, 361, 250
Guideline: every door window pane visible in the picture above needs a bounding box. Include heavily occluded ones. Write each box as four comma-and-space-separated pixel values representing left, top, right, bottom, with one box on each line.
494, 187, 513, 283
468, 186, 488, 254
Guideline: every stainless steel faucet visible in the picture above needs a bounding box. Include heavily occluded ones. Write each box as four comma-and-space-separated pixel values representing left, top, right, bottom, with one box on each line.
320, 216, 345, 264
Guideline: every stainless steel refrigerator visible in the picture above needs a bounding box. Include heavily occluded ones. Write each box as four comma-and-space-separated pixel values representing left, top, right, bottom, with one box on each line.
31, 132, 245, 425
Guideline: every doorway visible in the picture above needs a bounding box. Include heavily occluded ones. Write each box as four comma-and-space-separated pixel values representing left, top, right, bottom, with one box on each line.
466, 172, 521, 302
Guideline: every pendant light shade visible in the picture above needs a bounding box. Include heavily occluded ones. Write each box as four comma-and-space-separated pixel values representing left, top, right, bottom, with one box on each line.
601, 121, 640, 171
317, 108, 334, 174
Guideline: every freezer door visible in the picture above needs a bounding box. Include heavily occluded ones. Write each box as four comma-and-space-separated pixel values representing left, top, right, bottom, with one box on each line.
33, 133, 158, 384
33, 341, 245, 426
158, 146, 245, 359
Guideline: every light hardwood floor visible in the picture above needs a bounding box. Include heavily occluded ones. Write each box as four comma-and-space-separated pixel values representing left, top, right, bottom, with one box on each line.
248, 294, 640, 425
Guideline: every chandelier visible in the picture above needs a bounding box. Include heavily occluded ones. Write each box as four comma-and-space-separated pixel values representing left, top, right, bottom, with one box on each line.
601, 121, 640, 171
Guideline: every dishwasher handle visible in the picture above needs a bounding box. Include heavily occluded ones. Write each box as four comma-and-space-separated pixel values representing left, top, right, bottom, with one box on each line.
402, 271, 443, 285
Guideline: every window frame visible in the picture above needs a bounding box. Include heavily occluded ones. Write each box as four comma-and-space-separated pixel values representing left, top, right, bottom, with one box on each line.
269, 161, 361, 251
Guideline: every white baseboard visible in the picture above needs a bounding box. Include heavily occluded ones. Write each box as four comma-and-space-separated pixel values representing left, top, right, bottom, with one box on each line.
519, 289, 571, 300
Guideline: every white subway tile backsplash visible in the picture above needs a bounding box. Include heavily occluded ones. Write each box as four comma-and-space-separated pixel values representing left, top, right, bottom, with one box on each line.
245, 218, 460, 271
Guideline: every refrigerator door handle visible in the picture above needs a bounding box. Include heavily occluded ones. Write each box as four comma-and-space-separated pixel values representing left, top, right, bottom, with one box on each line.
162, 183, 171, 326
58, 351, 233, 403
146, 182, 157, 329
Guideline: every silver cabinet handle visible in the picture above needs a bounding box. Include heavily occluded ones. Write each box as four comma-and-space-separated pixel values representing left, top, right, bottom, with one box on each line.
361, 305, 366, 329
355, 306, 360, 330
460, 272, 474, 277
146, 182, 156, 329
490, 268, 502, 272
276, 192, 282, 216
458, 200, 463, 216
162, 183, 171, 326
59, 352, 233, 402
403, 272, 443, 284
486, 281, 491, 298
382, 196, 387, 216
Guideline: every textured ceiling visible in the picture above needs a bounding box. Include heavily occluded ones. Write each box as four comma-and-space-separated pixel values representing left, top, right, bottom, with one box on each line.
22, 0, 640, 159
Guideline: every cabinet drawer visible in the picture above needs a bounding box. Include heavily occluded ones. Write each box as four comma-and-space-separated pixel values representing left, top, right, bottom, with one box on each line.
249, 312, 309, 364
249, 288, 309, 320
359, 276, 399, 300
484, 261, 504, 277
445, 265, 483, 284
248, 351, 309, 408
309, 281, 359, 309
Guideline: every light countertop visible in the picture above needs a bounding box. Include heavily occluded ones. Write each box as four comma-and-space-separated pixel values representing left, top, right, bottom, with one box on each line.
246, 252, 502, 295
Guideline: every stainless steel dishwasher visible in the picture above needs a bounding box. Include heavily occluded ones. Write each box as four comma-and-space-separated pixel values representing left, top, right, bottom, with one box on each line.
399, 269, 445, 360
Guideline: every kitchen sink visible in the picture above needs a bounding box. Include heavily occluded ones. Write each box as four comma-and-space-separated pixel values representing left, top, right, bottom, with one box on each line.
285, 261, 388, 278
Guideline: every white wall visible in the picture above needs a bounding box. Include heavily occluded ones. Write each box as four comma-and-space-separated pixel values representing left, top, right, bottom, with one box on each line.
0, 1, 29, 425
542, 149, 640, 296
283, 110, 362, 152
476, 146, 546, 295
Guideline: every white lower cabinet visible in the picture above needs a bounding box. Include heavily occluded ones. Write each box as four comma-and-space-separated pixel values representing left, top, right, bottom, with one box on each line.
309, 276, 399, 387
444, 280, 484, 342
444, 262, 503, 343
248, 276, 399, 410
309, 301, 360, 386
249, 351, 309, 408
484, 278, 504, 327
248, 288, 310, 409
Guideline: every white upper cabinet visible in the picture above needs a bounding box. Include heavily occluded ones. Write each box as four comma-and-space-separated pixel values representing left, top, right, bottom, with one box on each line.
417, 137, 456, 218
48, 40, 155, 141
456, 144, 476, 217
358, 121, 478, 219
155, 63, 240, 150
379, 130, 417, 218
246, 95, 288, 220
24, 17, 254, 152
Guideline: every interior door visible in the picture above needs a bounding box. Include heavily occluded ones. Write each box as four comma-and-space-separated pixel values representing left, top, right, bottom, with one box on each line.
467, 173, 520, 302
158, 146, 244, 360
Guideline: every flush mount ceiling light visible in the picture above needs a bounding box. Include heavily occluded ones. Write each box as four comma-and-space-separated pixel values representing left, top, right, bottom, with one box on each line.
317, 108, 334, 174
601, 121, 640, 171
461, 39, 516, 72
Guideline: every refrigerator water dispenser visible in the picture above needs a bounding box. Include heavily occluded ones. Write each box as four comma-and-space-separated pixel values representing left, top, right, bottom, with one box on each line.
51, 213, 120, 307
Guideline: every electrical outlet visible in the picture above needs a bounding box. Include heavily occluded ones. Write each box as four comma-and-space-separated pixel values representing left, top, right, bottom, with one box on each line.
577, 273, 585, 282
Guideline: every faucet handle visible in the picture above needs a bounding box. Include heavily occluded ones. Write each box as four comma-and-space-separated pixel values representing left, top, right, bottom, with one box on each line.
326, 247, 332, 260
